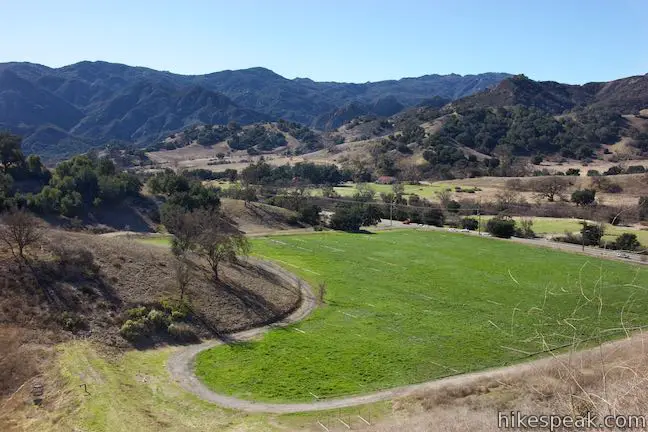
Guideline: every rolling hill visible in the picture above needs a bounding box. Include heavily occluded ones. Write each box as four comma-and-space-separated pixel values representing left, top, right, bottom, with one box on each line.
449, 73, 648, 114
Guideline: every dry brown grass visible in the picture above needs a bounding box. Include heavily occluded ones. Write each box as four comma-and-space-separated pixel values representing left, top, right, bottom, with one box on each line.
0, 228, 301, 406
219, 198, 300, 233
363, 332, 648, 431
44, 230, 302, 338
445, 173, 647, 207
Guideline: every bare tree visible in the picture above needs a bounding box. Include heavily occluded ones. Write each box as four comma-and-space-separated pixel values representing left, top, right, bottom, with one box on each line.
532, 177, 571, 202
495, 189, 522, 212
164, 207, 202, 300
172, 256, 192, 301
0, 208, 42, 263
165, 206, 250, 282
435, 189, 453, 207
193, 210, 250, 281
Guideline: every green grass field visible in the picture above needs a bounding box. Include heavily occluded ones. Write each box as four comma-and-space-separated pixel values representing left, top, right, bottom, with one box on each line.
195, 230, 648, 402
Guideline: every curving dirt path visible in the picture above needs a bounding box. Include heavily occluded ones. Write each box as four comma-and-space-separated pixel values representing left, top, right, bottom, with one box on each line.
166, 232, 646, 414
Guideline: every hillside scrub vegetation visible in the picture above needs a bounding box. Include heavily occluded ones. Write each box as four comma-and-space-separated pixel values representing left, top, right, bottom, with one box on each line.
1, 133, 142, 218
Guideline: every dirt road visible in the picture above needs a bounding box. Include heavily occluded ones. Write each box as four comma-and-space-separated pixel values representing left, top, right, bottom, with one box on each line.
167, 252, 646, 414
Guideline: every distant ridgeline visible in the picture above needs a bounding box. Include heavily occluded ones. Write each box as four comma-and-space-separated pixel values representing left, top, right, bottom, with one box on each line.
0, 61, 509, 159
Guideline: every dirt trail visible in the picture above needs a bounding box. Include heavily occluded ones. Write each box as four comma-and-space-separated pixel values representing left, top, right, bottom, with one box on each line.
166, 225, 647, 414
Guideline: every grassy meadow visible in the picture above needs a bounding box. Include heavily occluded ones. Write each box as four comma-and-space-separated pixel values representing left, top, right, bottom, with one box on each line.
195, 230, 648, 402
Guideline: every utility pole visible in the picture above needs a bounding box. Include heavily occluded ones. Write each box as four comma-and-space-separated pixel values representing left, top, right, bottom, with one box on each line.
478, 199, 482, 235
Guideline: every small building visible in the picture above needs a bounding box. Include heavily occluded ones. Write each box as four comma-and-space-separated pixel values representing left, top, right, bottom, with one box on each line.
376, 176, 397, 185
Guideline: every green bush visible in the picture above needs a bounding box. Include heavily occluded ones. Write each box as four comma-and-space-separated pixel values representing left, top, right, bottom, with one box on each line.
514, 218, 535, 239
119, 319, 150, 341
147, 309, 170, 329
171, 310, 186, 321
612, 233, 641, 251
422, 208, 445, 227
571, 189, 596, 206
486, 217, 516, 238
446, 200, 461, 213
329, 206, 364, 232
126, 306, 148, 320
298, 204, 321, 226
580, 222, 605, 246
461, 218, 479, 231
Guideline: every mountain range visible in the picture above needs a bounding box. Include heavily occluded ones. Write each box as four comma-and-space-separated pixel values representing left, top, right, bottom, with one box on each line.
0, 61, 510, 158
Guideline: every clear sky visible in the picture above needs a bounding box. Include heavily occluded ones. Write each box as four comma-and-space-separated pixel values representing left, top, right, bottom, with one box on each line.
2, 0, 647, 84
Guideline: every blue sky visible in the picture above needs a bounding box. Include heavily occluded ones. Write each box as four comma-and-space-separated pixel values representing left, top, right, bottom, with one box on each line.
2, 0, 647, 84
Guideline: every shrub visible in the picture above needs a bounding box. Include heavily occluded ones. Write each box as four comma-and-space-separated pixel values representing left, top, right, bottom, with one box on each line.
515, 218, 535, 238
126, 306, 148, 320
571, 189, 596, 206
51, 244, 97, 272
580, 222, 605, 246
612, 233, 641, 251
171, 310, 186, 321
604, 165, 624, 176
160, 298, 190, 316
119, 319, 150, 341
147, 309, 169, 329
461, 218, 479, 231
446, 200, 461, 213
422, 208, 445, 227
626, 165, 646, 174
329, 206, 364, 232
409, 211, 422, 224
554, 232, 583, 246
604, 182, 623, 193
486, 217, 516, 238
167, 323, 199, 342
298, 204, 321, 226
57, 312, 85, 331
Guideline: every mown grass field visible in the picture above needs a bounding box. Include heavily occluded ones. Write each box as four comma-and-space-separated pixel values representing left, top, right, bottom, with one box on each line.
195, 230, 648, 402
